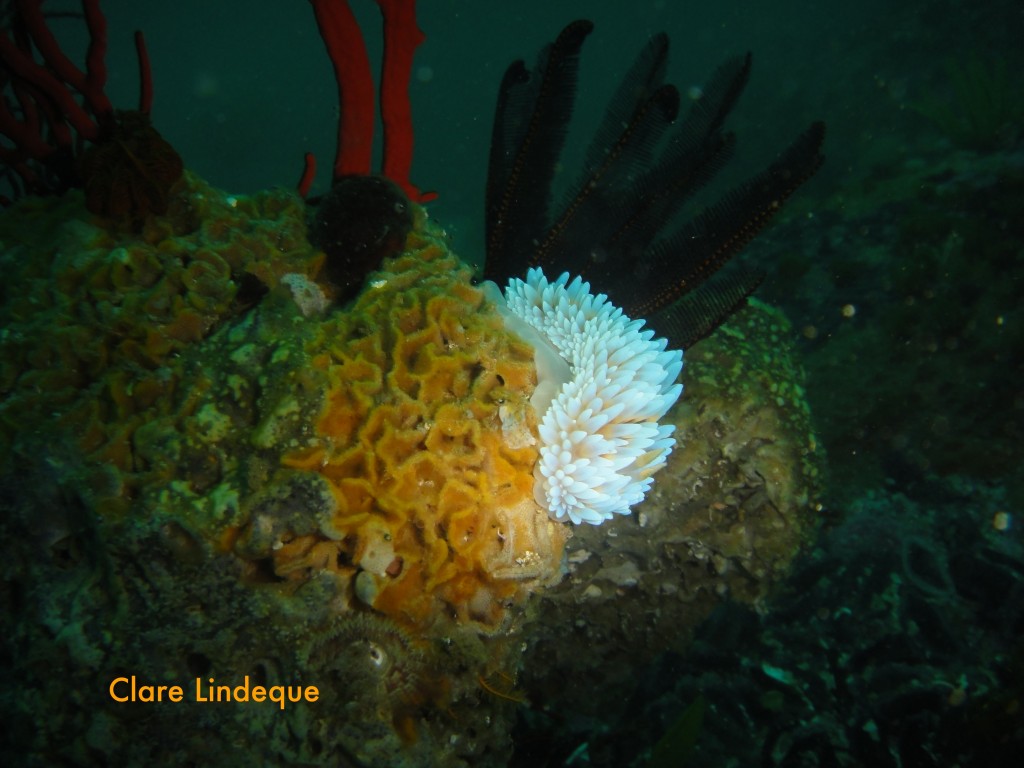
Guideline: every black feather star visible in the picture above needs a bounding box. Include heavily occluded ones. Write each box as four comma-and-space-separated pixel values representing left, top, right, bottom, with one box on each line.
484, 20, 825, 348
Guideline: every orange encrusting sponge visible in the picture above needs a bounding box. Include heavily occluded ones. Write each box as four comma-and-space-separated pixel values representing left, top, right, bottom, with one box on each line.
281, 234, 566, 633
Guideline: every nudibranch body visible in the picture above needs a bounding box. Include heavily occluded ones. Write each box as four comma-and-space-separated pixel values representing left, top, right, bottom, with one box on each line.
503, 268, 683, 525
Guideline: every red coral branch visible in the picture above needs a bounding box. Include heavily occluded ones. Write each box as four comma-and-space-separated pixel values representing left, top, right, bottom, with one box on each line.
306, 0, 434, 203
0, 21, 101, 143
374, 0, 433, 202
81, 0, 110, 107
1, 0, 154, 198
296, 151, 317, 199
310, 0, 375, 178
134, 31, 153, 115
11, 0, 113, 130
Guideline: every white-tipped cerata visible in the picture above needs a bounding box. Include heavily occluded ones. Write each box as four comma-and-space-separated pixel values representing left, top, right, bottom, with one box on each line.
504, 268, 683, 525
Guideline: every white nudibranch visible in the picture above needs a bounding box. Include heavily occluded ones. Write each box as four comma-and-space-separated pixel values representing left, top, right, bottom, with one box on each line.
502, 268, 683, 525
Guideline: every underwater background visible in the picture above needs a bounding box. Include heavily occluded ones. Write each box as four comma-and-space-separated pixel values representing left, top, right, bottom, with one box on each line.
2, 0, 1023, 766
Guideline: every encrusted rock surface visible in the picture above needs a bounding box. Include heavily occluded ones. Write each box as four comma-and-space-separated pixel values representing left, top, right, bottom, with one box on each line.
0, 177, 821, 767
517, 299, 823, 723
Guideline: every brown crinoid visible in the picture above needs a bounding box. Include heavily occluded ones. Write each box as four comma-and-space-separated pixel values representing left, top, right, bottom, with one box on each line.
76, 109, 184, 224
484, 21, 825, 349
